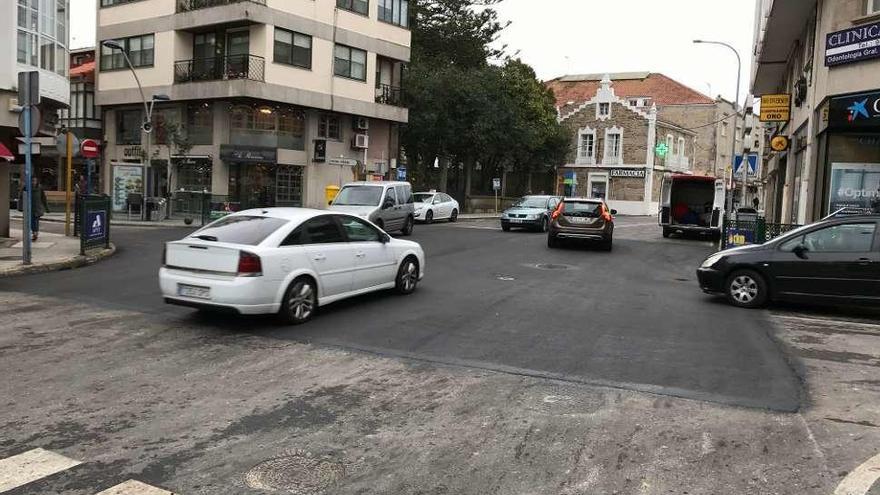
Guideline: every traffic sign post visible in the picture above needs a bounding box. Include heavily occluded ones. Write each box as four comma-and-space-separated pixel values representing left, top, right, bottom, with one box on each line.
17, 71, 40, 264
492, 178, 501, 213
81, 139, 100, 196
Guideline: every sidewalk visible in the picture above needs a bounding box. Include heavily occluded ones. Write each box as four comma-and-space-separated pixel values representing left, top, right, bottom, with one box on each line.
12, 210, 500, 226
0, 228, 115, 278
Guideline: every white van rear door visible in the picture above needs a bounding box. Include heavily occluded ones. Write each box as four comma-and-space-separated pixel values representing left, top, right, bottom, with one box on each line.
711, 179, 726, 228
659, 174, 673, 225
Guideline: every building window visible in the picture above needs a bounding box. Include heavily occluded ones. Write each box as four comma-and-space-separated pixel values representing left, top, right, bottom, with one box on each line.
337, 0, 368, 15
100, 34, 154, 71
334, 44, 367, 81
230, 104, 305, 150
274, 28, 312, 69
577, 129, 595, 164
186, 103, 213, 145
319, 114, 341, 140
721, 121, 728, 137
599, 102, 610, 117
870, 0, 880, 14
678, 137, 686, 157
378, 0, 408, 27
117, 109, 143, 145
666, 134, 674, 157
604, 129, 622, 164
278, 108, 306, 150
17, 0, 66, 71
101, 0, 143, 5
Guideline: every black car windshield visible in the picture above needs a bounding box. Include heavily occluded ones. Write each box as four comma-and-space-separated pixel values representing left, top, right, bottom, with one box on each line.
333, 186, 383, 206
563, 202, 602, 217
513, 197, 548, 208
413, 193, 434, 203
192, 215, 288, 246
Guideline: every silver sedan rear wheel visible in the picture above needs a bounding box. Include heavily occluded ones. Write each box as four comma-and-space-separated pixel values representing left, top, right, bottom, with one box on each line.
396, 258, 419, 294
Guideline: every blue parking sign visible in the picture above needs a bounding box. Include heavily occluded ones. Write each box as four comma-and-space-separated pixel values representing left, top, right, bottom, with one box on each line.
85, 210, 107, 242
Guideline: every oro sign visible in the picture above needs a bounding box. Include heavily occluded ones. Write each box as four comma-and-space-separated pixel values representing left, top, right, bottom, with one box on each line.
81, 139, 100, 158
760, 94, 791, 122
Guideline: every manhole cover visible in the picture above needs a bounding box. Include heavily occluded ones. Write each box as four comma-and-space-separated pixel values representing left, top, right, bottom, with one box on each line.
245, 451, 345, 494
535, 263, 572, 270
497, 276, 516, 281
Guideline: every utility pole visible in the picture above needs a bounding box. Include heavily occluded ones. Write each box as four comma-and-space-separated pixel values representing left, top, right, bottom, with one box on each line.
18, 71, 39, 265
64, 130, 73, 236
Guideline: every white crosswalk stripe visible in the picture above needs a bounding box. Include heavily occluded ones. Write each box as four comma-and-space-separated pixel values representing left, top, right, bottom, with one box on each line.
0, 448, 176, 494
95, 479, 175, 495
0, 448, 81, 492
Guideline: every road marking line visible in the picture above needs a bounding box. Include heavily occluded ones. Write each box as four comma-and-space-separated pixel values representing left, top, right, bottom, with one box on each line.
95, 480, 175, 495
774, 314, 880, 331
0, 448, 82, 492
834, 452, 880, 495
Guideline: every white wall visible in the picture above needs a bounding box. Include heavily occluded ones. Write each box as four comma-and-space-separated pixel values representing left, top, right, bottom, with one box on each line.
99, 0, 175, 25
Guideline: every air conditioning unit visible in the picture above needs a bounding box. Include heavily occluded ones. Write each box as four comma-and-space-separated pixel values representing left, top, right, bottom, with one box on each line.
354, 117, 369, 131
352, 133, 369, 149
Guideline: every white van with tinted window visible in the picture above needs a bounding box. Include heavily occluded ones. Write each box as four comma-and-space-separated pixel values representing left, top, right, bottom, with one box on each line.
329, 181, 415, 235
659, 174, 725, 239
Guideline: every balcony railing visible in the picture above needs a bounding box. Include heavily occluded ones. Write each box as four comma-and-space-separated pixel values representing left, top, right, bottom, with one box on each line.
375, 84, 405, 107
174, 54, 265, 84
177, 0, 265, 12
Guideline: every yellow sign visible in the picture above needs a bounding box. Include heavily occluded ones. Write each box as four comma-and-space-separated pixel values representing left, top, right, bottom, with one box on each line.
770, 135, 790, 152
760, 94, 791, 122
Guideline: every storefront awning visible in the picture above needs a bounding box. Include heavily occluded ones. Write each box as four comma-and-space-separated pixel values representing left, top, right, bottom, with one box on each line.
0, 142, 14, 162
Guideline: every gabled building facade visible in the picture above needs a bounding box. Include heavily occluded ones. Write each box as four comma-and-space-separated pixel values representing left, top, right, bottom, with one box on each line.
548, 73, 729, 215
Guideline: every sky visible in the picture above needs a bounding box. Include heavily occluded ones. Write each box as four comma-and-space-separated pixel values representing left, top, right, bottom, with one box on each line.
70, 0, 756, 103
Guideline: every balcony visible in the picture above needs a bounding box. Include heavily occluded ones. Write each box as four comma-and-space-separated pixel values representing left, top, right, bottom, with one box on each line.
177, 0, 265, 12
174, 54, 265, 84
375, 84, 405, 107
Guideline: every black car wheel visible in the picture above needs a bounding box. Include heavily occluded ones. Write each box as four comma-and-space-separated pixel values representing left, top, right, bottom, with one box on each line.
425, 210, 434, 224
548, 234, 560, 249
601, 236, 613, 251
725, 269, 768, 308
450, 209, 458, 222
395, 257, 420, 294
279, 277, 317, 325
401, 216, 414, 236
539, 217, 549, 233
662, 227, 671, 238
502, 224, 511, 232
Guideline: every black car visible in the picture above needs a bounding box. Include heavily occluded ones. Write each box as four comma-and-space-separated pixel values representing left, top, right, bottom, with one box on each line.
697, 215, 880, 308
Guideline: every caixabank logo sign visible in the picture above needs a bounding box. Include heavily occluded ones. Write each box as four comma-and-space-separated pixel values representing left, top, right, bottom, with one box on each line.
830, 91, 880, 128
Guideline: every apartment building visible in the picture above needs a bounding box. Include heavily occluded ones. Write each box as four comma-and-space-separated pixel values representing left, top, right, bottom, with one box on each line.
1, 0, 70, 237
60, 47, 102, 195
95, 0, 410, 215
752, 0, 880, 224
548, 73, 737, 215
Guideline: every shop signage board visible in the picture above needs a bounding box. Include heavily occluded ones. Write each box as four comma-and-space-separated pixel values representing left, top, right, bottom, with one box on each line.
492, 178, 501, 191
610, 168, 646, 178
328, 157, 358, 166
828, 163, 880, 213
760, 94, 791, 122
219, 144, 277, 163
770, 135, 790, 152
111, 163, 144, 211
825, 20, 880, 67
828, 90, 880, 129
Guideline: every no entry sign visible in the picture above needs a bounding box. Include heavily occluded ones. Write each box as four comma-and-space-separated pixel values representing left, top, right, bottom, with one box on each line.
81, 139, 100, 158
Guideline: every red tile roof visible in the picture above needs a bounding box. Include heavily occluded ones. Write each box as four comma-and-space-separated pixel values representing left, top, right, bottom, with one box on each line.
70, 60, 95, 77
546, 73, 715, 109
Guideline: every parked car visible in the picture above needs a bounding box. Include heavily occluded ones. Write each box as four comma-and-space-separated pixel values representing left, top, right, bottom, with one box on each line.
697, 214, 880, 308
329, 181, 415, 235
500, 195, 561, 232
547, 198, 616, 250
659, 174, 725, 239
413, 191, 459, 223
160, 208, 425, 324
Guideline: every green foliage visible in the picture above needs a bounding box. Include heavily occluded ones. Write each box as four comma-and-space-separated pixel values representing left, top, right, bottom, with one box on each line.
402, 0, 566, 195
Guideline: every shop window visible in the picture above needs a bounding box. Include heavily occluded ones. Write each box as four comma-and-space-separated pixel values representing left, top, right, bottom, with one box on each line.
278, 108, 305, 150
230, 104, 305, 150
153, 108, 181, 145
116, 109, 143, 145
275, 166, 304, 206
186, 103, 213, 145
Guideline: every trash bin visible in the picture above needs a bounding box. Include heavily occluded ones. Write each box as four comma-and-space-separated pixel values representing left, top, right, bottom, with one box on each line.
325, 185, 340, 206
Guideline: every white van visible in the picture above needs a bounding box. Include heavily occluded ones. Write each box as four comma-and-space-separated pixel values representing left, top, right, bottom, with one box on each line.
659, 174, 725, 238
329, 181, 415, 235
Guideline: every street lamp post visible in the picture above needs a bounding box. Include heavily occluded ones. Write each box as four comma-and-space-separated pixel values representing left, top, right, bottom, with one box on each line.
694, 39, 743, 230
101, 40, 170, 221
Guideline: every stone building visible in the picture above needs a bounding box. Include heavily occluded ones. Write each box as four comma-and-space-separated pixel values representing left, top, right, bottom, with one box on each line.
96, 0, 410, 216
751, 0, 880, 224
547, 73, 736, 215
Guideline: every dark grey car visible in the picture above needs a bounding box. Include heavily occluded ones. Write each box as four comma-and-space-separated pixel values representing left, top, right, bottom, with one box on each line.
500, 196, 561, 232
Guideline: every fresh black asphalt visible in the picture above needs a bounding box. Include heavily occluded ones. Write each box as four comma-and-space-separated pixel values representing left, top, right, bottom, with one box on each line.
0, 218, 801, 412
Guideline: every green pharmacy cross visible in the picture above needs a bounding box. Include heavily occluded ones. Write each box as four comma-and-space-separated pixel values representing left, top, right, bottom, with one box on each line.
655, 142, 669, 157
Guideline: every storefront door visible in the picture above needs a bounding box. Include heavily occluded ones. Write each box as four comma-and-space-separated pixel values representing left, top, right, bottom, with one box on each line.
228, 163, 276, 210
275, 165, 304, 207
588, 173, 608, 200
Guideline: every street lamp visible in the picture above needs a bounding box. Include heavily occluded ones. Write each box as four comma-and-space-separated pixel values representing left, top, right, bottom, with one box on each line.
101, 40, 173, 220
693, 39, 743, 229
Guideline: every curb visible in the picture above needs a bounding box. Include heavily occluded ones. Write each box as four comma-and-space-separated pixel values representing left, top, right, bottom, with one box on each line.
12, 215, 194, 229
0, 243, 117, 278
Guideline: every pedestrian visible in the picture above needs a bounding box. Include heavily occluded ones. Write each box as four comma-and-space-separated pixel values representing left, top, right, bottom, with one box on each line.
752, 196, 760, 210
20, 176, 50, 242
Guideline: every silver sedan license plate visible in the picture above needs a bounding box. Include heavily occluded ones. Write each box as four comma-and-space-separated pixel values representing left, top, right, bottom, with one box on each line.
179, 284, 210, 299
510, 219, 524, 223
